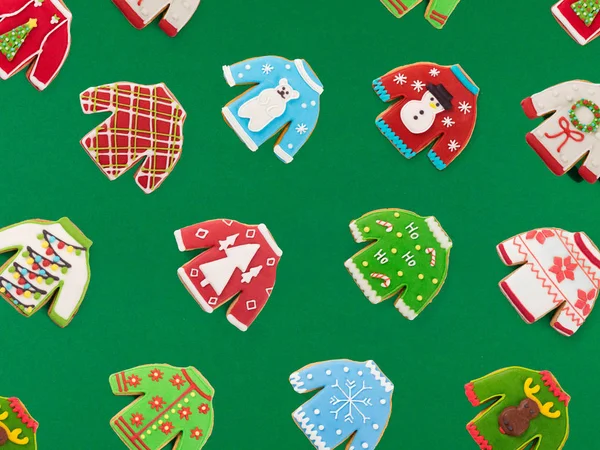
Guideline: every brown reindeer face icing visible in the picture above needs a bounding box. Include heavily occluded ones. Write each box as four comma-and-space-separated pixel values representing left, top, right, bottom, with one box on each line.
499, 399, 541, 436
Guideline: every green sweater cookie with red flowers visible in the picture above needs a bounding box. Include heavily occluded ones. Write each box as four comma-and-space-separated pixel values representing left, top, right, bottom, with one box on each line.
0, 396, 37, 449
344, 208, 452, 319
465, 367, 570, 450
110, 364, 214, 450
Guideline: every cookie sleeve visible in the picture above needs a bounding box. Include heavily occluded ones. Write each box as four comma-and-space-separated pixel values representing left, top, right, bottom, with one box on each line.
158, 0, 200, 37
497, 230, 550, 266
223, 56, 287, 87
465, 367, 525, 406
109, 366, 148, 395
48, 251, 91, 327
80, 84, 114, 114
289, 361, 331, 393
274, 106, 320, 163
226, 277, 274, 332
521, 81, 592, 118
0, 0, 30, 15
174, 220, 247, 251
0, 221, 32, 251
427, 104, 477, 169
372, 63, 426, 102
578, 144, 600, 183
28, 21, 71, 91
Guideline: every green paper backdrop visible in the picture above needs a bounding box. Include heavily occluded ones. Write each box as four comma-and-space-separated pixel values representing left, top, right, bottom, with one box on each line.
0, 0, 596, 448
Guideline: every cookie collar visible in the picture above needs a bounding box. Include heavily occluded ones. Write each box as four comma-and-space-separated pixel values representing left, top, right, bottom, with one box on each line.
257, 223, 282, 256
574, 232, 600, 269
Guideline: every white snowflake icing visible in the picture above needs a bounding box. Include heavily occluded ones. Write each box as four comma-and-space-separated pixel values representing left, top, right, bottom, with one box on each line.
442, 116, 454, 128
458, 101, 472, 114
411, 80, 425, 92
34, 0, 43, 6
429, 68, 440, 77
262, 64, 274, 75
448, 140, 461, 152
329, 379, 373, 424
393, 73, 407, 85
295, 123, 308, 134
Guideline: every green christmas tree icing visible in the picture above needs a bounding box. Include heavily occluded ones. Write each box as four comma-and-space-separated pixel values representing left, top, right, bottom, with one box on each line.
572, 0, 600, 26
0, 18, 37, 62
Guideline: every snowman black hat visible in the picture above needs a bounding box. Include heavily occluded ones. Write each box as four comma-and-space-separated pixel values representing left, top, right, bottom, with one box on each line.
426, 83, 453, 110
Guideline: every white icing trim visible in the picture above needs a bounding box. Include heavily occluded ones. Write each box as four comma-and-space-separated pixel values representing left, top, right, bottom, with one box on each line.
365, 360, 394, 393
344, 259, 382, 304
425, 217, 452, 249
222, 107, 258, 151
257, 224, 282, 256
552, 3, 589, 45
223, 65, 235, 87
395, 298, 417, 321
50, 0, 72, 18
174, 229, 186, 252
294, 59, 324, 95
293, 407, 330, 450
289, 372, 306, 393
274, 145, 293, 163
349, 221, 365, 243
226, 314, 248, 332
177, 267, 214, 313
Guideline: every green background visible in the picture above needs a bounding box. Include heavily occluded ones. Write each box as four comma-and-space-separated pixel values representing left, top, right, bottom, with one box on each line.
0, 0, 596, 448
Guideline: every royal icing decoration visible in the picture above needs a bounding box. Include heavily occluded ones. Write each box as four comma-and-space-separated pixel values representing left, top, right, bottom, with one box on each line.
381, 0, 461, 29
80, 82, 187, 194
110, 364, 214, 450
174, 219, 282, 331
522, 81, 600, 183
112, 0, 200, 37
222, 56, 324, 164
345, 209, 452, 320
290, 360, 393, 450
0, 0, 71, 90
373, 62, 479, 170
465, 367, 570, 450
0, 397, 38, 448
0, 218, 92, 328
553, 0, 600, 45
497, 228, 600, 336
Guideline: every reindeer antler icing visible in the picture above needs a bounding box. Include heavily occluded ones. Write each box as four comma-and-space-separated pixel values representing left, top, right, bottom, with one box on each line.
524, 378, 561, 419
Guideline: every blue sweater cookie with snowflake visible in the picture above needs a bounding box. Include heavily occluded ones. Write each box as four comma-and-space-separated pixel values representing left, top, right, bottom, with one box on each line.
290, 360, 393, 450
222, 56, 324, 163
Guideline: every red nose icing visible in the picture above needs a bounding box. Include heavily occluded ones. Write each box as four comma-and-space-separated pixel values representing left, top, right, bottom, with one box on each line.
499, 427, 506, 435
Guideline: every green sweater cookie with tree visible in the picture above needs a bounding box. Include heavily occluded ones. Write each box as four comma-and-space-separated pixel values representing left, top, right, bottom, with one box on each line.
344, 209, 452, 319
465, 367, 570, 450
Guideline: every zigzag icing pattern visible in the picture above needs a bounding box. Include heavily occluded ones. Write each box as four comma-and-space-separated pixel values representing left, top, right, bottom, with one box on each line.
293, 407, 330, 450
373, 78, 390, 102
376, 118, 417, 158
349, 221, 365, 243
8, 397, 37, 431
425, 216, 452, 249
464, 382, 480, 406
427, 149, 447, 170
365, 360, 394, 392
540, 371, 570, 406
345, 259, 382, 304
289, 372, 306, 393
395, 297, 417, 320
467, 423, 492, 450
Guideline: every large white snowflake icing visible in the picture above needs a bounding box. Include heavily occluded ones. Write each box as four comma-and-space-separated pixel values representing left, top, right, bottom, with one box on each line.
458, 101, 472, 114
429, 68, 440, 77
262, 64, 274, 75
411, 80, 425, 92
442, 116, 454, 128
295, 123, 308, 135
448, 140, 461, 152
394, 73, 407, 85
329, 379, 373, 424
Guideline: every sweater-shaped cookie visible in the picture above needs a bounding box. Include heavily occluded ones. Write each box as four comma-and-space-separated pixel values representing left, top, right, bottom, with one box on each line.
112, 0, 200, 36
373, 62, 479, 170
381, 0, 461, 29
465, 367, 570, 450
80, 82, 187, 194
522, 80, 600, 183
0, 397, 38, 449
174, 219, 282, 331
552, 0, 600, 45
345, 209, 451, 320
110, 364, 214, 450
0, 218, 92, 327
222, 56, 324, 163
498, 228, 600, 336
290, 360, 393, 450
0, 0, 72, 90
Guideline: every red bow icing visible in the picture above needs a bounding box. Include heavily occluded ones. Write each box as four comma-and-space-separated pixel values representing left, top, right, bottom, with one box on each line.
544, 116, 585, 152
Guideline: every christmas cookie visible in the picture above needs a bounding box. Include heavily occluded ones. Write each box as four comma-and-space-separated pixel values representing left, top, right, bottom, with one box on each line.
290, 359, 393, 450
373, 62, 479, 170
497, 227, 600, 336
0, 0, 72, 90
80, 82, 187, 194
175, 219, 282, 331
222, 56, 324, 163
465, 367, 569, 450
0, 397, 38, 448
381, 0, 461, 29
522, 80, 600, 183
110, 364, 214, 450
345, 209, 452, 320
112, 0, 200, 37
0, 218, 92, 328
553, 0, 600, 45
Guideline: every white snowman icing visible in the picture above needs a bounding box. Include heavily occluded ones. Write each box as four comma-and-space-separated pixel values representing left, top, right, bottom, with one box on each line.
238, 78, 300, 132
400, 85, 452, 134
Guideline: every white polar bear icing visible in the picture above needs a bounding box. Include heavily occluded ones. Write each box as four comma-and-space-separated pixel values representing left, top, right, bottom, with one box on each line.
400, 90, 446, 134
238, 78, 300, 132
